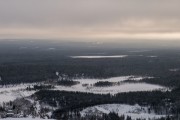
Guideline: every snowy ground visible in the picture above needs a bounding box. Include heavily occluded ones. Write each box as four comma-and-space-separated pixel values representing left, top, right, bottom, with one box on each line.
54, 76, 165, 94
3, 118, 54, 120
0, 84, 36, 104
0, 76, 165, 105
0, 76, 167, 120
80, 104, 166, 120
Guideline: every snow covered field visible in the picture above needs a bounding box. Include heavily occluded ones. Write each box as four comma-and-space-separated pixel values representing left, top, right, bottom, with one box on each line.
0, 84, 35, 104
3, 118, 54, 120
55, 76, 165, 94
0, 76, 167, 119
80, 104, 166, 120
0, 76, 165, 104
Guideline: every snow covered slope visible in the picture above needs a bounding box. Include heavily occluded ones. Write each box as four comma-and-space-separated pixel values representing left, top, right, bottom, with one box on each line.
4, 118, 54, 120
81, 104, 166, 120
0, 84, 35, 104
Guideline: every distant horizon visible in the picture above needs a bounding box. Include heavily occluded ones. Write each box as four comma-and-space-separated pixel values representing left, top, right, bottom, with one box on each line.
1, 38, 180, 49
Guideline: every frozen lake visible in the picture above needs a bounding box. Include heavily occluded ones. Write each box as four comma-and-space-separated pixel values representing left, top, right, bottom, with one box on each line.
70, 55, 128, 58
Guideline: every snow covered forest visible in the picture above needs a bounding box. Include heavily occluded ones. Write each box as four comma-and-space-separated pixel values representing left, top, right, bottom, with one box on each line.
0, 40, 180, 120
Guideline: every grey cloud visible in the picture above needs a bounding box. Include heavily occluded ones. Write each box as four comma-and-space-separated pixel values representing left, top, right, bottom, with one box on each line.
0, 0, 180, 39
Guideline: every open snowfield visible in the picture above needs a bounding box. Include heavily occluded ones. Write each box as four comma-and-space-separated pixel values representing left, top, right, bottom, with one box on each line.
74, 76, 154, 83
0, 76, 165, 104
55, 76, 165, 94
80, 104, 166, 120
0, 84, 35, 104
55, 83, 164, 94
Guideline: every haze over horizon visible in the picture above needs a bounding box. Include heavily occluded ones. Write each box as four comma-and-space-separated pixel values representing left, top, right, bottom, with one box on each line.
1, 0, 180, 41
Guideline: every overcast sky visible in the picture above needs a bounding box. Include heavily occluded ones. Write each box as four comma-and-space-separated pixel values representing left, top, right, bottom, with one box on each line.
0, 0, 180, 41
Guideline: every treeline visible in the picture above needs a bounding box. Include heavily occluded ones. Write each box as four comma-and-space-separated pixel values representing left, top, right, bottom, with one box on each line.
58, 80, 80, 86
56, 112, 172, 120
141, 75, 180, 87
94, 81, 114, 87
26, 85, 54, 91
33, 88, 180, 119
1, 52, 180, 86
56, 112, 169, 120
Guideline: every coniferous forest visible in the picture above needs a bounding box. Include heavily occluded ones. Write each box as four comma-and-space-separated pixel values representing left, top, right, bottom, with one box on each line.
0, 40, 180, 120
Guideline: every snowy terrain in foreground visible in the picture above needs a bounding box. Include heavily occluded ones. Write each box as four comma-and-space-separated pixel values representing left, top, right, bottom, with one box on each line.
4, 118, 54, 120
55, 76, 165, 94
0, 84, 35, 104
81, 104, 166, 120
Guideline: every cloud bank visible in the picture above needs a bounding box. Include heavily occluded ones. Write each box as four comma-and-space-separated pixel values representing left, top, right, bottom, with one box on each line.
0, 0, 180, 40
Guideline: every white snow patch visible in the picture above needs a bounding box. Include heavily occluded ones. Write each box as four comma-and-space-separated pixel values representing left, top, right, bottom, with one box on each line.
55, 83, 164, 94
54, 76, 165, 94
48, 48, 56, 50
74, 76, 153, 84
169, 68, 179, 72
0, 84, 36, 104
3, 118, 54, 120
147, 56, 157, 58
70, 55, 128, 58
80, 104, 166, 120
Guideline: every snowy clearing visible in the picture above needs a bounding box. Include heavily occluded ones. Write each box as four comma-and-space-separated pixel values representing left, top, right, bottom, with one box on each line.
75, 76, 154, 83
55, 83, 164, 94
80, 104, 166, 120
3, 118, 54, 120
54, 76, 165, 94
0, 84, 36, 104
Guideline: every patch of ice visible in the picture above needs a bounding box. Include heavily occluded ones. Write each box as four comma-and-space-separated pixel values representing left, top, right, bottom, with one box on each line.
147, 56, 157, 58
48, 48, 56, 50
169, 68, 179, 72
70, 55, 128, 58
